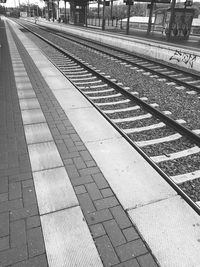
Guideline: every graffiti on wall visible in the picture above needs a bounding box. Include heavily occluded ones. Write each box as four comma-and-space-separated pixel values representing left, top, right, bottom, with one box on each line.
169, 50, 197, 68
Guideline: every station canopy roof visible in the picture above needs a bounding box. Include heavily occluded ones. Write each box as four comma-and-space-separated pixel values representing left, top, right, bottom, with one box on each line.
66, 0, 118, 3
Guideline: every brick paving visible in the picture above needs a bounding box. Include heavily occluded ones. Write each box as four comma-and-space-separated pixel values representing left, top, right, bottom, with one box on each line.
1, 22, 160, 266
0, 21, 48, 267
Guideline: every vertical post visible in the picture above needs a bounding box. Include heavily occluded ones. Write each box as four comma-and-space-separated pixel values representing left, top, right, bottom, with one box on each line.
126, 0, 132, 35
85, 1, 88, 27
110, 0, 113, 26
167, 0, 176, 40
64, 0, 66, 22
97, 0, 100, 18
27, 0, 30, 16
147, 0, 154, 35
47, 0, 50, 20
97, 0, 100, 26
102, 0, 105, 30
57, 0, 59, 20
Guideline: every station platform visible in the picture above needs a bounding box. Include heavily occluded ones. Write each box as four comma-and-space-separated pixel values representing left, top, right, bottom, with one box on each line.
86, 20, 200, 51
20, 16, 200, 73
1, 17, 200, 267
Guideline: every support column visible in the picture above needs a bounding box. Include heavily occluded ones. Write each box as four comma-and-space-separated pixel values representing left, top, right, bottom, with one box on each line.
102, 0, 105, 30
126, 0, 132, 35
147, 0, 154, 35
167, 0, 176, 40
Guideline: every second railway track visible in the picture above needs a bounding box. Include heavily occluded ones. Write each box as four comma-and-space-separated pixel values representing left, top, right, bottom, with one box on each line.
9, 19, 200, 213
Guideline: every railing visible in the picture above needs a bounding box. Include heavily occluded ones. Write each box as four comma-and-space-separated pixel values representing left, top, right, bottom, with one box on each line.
87, 17, 200, 36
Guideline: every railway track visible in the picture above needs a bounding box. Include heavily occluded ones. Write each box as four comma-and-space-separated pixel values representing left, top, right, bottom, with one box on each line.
9, 19, 200, 214
22, 19, 200, 93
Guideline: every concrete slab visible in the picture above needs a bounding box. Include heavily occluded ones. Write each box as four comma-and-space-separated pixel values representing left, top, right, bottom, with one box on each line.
39, 66, 64, 77
16, 82, 33, 90
44, 76, 70, 90
19, 98, 40, 110
17, 90, 36, 99
14, 71, 27, 77
31, 59, 54, 68
66, 106, 121, 143
128, 196, 200, 267
15, 77, 30, 83
33, 167, 78, 215
24, 123, 53, 144
41, 206, 103, 267
86, 138, 176, 210
28, 141, 63, 172
21, 109, 46, 125
12, 66, 26, 71
12, 63, 24, 68
53, 90, 92, 109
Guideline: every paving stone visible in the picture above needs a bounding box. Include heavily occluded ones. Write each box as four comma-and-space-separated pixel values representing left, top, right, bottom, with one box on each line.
123, 227, 139, 242
94, 196, 119, 210
22, 185, 37, 207
0, 177, 8, 193
74, 141, 84, 147
22, 179, 34, 188
26, 215, 41, 229
116, 240, 148, 262
0, 246, 28, 266
62, 151, 80, 159
101, 188, 114, 198
0, 199, 23, 213
85, 182, 103, 200
64, 138, 75, 148
9, 182, 22, 200
71, 175, 93, 186
10, 205, 38, 221
74, 185, 87, 194
110, 206, 132, 229
76, 145, 86, 151
27, 227, 45, 257
113, 258, 140, 267
63, 158, 73, 165
85, 209, 113, 225
103, 220, 126, 247
80, 150, 93, 161
80, 166, 100, 176
9, 172, 32, 183
90, 223, 106, 238
85, 160, 96, 167
65, 164, 80, 178
7, 168, 22, 177
95, 235, 119, 267
11, 254, 48, 267
0, 193, 8, 203
10, 219, 26, 248
73, 157, 86, 169
77, 193, 96, 214
93, 173, 109, 189
137, 253, 159, 267
0, 212, 9, 237
0, 236, 9, 251
70, 133, 81, 142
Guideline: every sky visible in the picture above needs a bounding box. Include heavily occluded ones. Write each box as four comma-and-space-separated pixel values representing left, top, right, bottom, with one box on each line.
4, 0, 66, 8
